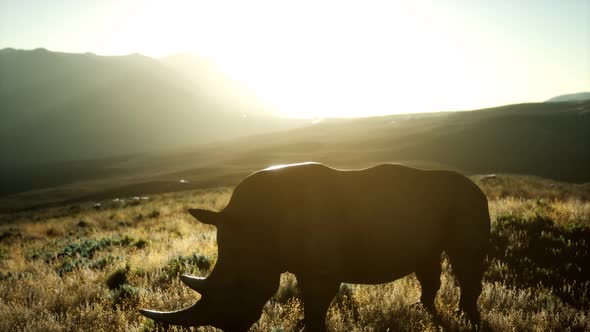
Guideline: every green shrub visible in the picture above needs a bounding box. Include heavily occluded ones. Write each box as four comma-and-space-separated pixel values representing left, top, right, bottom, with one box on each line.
0, 248, 9, 261
31, 250, 55, 262
90, 255, 115, 270
161, 253, 212, 282
57, 237, 123, 259
110, 284, 140, 306
29, 236, 146, 275
57, 259, 82, 275
133, 267, 146, 277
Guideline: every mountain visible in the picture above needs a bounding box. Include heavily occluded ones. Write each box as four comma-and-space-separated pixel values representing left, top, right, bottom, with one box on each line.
2, 100, 589, 211
0, 48, 305, 166
546, 92, 590, 103
160, 53, 271, 117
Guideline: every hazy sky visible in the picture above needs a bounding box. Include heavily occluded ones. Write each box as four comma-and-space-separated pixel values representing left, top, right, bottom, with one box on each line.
1, 0, 589, 118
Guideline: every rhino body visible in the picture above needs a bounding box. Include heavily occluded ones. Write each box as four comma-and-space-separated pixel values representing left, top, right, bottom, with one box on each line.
141, 163, 491, 331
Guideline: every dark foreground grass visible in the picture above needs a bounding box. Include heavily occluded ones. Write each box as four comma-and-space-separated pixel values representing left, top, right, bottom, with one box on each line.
0, 177, 588, 331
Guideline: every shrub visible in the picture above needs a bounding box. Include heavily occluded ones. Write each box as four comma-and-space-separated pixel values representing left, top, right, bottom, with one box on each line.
0, 271, 30, 281
0, 248, 9, 261
91, 255, 115, 270
133, 238, 148, 249
487, 214, 590, 308
0, 227, 21, 243
46, 227, 65, 237
147, 210, 160, 219
110, 284, 140, 306
30, 236, 145, 275
57, 259, 83, 275
31, 250, 55, 262
106, 266, 129, 290
57, 237, 122, 259
161, 253, 212, 282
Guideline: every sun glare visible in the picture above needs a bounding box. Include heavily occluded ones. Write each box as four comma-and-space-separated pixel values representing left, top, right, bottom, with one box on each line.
96, 0, 586, 118
264, 162, 318, 171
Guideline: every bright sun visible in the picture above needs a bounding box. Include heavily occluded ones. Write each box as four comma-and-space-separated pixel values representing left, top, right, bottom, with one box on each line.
108, 1, 544, 118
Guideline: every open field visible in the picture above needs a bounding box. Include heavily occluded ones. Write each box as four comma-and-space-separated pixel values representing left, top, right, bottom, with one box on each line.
1, 175, 589, 331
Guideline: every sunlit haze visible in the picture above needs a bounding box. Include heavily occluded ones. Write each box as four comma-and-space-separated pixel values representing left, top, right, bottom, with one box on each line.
2, 0, 589, 118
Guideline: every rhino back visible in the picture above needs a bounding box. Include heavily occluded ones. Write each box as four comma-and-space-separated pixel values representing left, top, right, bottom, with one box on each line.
222, 163, 488, 281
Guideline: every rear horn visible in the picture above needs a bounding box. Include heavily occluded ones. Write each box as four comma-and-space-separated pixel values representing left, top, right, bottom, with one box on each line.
188, 208, 224, 226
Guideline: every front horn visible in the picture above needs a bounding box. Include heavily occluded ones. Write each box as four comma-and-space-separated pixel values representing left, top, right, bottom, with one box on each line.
139, 302, 202, 326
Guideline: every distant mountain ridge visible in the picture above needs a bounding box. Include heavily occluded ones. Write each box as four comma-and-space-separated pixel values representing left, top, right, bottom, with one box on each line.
0, 48, 304, 165
546, 92, 590, 103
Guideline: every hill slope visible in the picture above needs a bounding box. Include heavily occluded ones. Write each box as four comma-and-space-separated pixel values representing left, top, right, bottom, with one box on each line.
160, 53, 271, 117
2, 101, 589, 211
0, 48, 304, 165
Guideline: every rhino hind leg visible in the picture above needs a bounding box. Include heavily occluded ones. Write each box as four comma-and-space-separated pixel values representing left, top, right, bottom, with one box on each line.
447, 246, 485, 325
415, 254, 442, 312
298, 277, 340, 332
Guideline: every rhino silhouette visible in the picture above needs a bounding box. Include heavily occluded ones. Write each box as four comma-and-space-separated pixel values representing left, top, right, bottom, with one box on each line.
141, 163, 490, 331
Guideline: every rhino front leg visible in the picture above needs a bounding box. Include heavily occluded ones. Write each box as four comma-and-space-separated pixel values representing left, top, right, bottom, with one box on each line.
414, 253, 442, 312
298, 277, 340, 332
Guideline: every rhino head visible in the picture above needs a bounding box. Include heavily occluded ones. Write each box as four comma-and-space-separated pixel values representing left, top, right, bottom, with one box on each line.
140, 208, 280, 331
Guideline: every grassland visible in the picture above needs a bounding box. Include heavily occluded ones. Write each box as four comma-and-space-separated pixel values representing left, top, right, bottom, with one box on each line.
0, 175, 589, 331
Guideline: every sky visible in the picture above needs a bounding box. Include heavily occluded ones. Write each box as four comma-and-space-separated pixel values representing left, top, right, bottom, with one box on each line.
1, 0, 589, 118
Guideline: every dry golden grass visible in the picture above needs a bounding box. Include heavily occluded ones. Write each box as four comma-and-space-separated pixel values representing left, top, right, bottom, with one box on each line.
1, 179, 588, 331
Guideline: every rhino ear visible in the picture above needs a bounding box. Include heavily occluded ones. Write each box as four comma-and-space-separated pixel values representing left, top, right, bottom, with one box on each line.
188, 209, 224, 226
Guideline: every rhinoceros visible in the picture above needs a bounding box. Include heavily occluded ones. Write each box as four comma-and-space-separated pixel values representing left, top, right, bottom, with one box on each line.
140, 162, 490, 331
